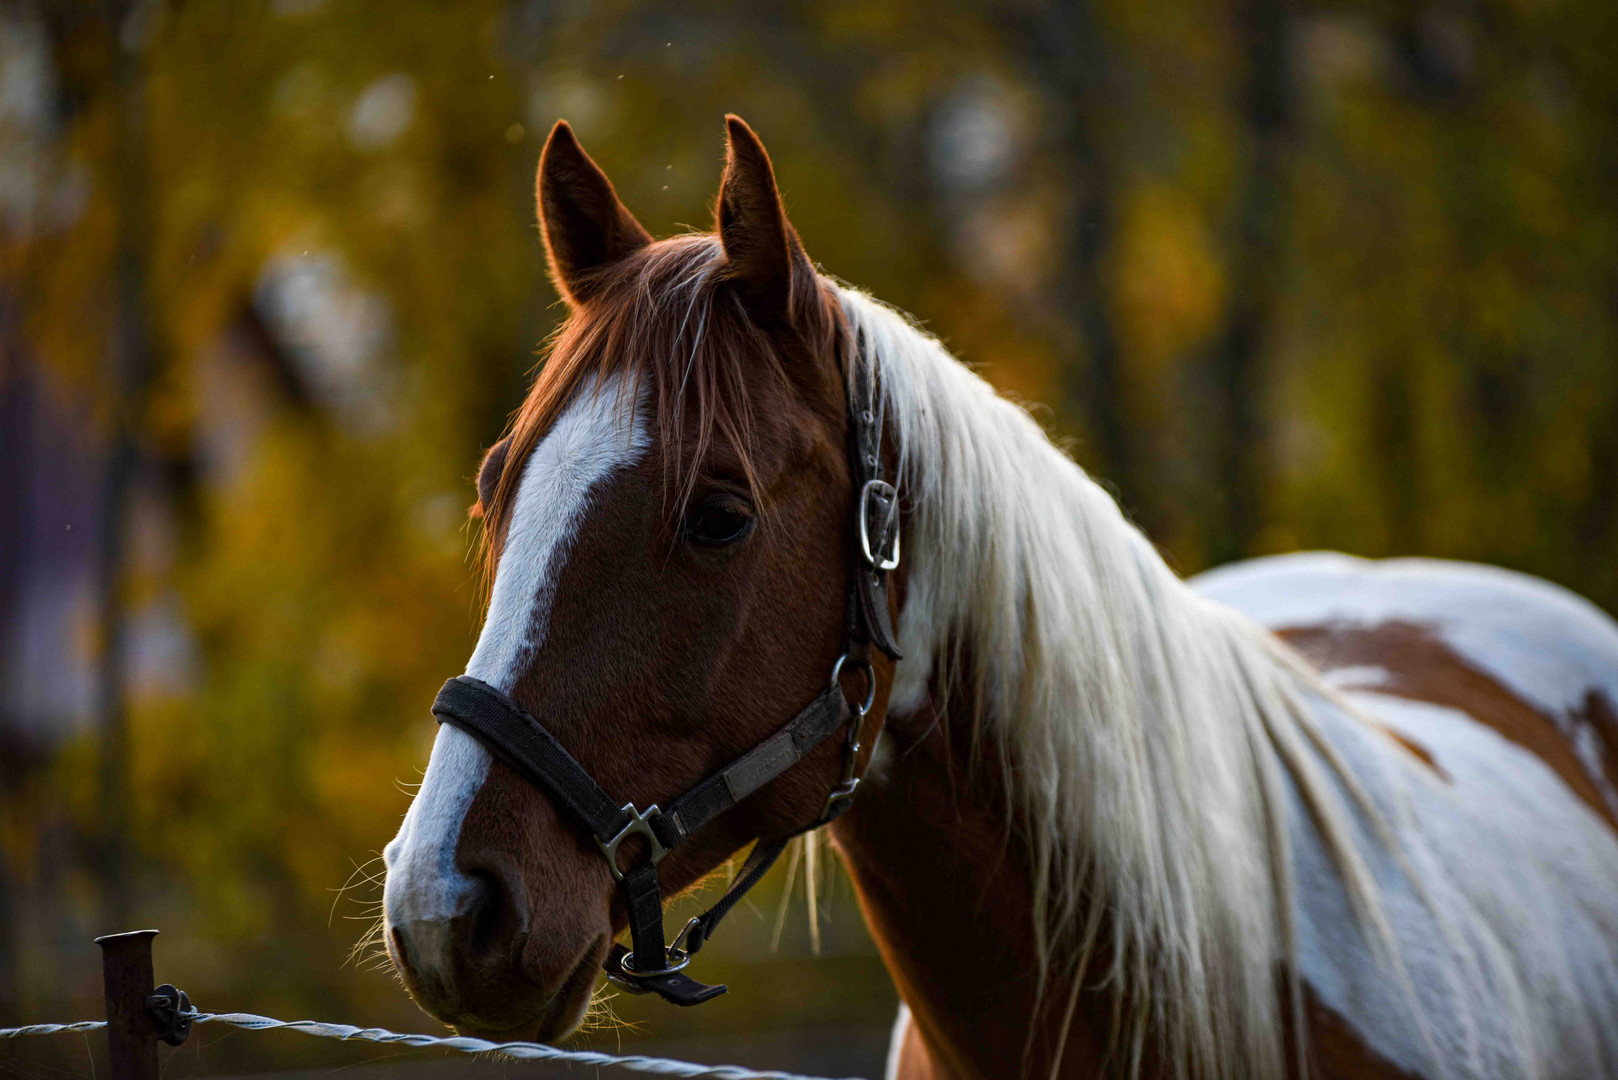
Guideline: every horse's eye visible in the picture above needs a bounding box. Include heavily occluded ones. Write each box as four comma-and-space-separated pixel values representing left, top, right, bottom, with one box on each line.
686, 501, 753, 547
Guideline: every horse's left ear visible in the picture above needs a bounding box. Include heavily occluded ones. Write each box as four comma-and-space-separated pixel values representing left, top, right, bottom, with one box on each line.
473, 436, 512, 518
539, 121, 651, 305
716, 116, 818, 325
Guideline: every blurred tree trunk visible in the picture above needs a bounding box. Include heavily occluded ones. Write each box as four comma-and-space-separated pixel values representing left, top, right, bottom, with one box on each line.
1206, 0, 1292, 565
997, 2, 1134, 507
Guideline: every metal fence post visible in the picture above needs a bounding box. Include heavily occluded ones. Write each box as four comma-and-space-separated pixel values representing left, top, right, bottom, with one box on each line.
95, 930, 161, 1080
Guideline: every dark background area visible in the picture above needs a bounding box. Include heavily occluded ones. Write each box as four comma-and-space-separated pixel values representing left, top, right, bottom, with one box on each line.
2, 0, 1615, 1076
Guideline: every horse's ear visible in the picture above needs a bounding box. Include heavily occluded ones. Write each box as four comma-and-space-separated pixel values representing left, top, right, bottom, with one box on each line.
538, 121, 651, 305
474, 436, 511, 518
716, 115, 817, 324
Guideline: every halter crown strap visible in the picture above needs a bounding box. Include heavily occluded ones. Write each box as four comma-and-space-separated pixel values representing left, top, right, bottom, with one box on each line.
849, 336, 903, 662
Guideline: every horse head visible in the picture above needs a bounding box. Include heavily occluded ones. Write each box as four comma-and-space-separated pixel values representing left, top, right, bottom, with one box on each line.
381, 116, 898, 1040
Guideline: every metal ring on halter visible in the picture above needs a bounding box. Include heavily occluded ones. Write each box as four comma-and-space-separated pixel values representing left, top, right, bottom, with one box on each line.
619, 947, 691, 977
621, 918, 703, 978
828, 653, 877, 715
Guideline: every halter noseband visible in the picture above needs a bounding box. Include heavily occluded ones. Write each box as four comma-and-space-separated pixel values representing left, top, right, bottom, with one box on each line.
429, 342, 902, 1006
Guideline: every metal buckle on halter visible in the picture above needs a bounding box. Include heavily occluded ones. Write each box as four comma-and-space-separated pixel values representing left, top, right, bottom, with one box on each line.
617, 917, 701, 979
595, 803, 668, 883
858, 479, 901, 571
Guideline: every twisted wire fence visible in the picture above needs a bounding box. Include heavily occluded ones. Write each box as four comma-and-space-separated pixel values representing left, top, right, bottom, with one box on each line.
0, 1008, 868, 1080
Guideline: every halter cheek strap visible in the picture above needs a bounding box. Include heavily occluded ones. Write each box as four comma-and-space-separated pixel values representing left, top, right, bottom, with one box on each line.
428, 337, 900, 1007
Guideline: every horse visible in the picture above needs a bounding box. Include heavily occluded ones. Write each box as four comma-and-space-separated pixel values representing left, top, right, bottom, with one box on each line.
380, 116, 1618, 1080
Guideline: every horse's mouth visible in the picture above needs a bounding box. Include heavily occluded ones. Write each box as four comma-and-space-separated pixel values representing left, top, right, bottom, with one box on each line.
454, 934, 604, 1044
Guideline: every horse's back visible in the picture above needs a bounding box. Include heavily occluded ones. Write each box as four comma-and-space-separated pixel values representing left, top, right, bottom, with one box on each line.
1193, 550, 1618, 819
1194, 552, 1618, 1079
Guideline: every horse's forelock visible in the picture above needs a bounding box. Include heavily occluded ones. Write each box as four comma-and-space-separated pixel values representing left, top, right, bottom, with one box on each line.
477, 234, 831, 600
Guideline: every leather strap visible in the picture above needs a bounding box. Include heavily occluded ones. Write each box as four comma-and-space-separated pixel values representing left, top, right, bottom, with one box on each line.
680, 838, 788, 954
653, 686, 848, 849
623, 862, 667, 967
848, 339, 903, 660
600, 836, 787, 1005
601, 946, 727, 1006
433, 679, 850, 855
429, 675, 630, 840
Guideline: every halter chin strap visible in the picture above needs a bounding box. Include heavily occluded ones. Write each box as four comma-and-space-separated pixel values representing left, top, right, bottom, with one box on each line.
429, 336, 900, 1006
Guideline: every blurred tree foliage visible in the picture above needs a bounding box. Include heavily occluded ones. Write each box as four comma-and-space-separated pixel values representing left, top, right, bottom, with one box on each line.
0, 0, 1615, 1067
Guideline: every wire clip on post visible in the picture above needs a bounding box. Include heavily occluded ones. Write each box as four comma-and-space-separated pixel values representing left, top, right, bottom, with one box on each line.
94, 930, 193, 1080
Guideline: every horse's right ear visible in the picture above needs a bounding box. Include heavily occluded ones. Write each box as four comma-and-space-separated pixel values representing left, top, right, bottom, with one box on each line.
537, 122, 651, 305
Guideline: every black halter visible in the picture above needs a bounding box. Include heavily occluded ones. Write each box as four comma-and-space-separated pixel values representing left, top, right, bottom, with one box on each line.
429, 344, 902, 1006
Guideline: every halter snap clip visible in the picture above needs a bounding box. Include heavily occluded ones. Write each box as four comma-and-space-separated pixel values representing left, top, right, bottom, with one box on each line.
822, 653, 873, 823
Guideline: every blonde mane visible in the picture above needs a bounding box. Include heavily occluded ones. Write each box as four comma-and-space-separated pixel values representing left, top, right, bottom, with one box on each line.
839, 285, 1406, 1080
487, 236, 1447, 1077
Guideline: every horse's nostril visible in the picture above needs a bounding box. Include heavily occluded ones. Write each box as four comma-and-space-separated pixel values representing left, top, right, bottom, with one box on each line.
390, 923, 413, 972
459, 867, 527, 963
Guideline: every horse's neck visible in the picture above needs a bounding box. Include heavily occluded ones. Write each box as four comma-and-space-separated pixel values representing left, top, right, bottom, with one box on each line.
831, 688, 1136, 1080
841, 289, 1320, 1078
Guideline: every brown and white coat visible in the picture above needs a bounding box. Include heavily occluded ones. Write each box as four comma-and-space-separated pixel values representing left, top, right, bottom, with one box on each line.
380, 117, 1618, 1080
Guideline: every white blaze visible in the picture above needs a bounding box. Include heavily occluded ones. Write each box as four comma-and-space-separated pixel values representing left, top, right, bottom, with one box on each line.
384, 375, 647, 940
